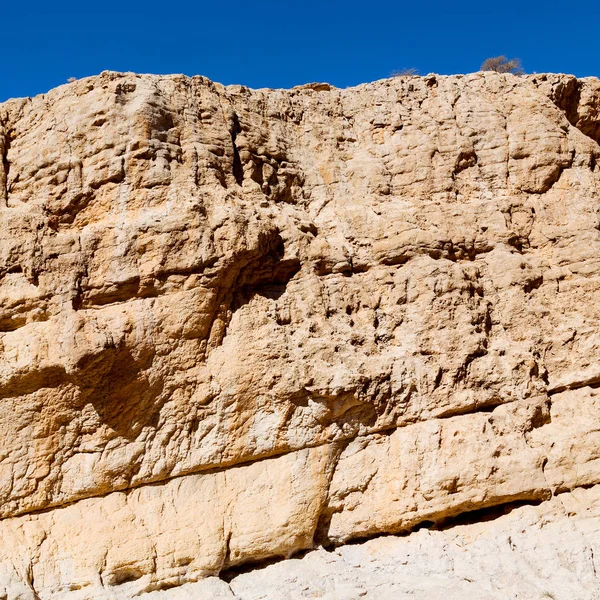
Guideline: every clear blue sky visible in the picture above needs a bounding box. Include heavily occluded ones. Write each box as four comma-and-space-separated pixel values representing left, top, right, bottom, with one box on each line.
2, 0, 598, 102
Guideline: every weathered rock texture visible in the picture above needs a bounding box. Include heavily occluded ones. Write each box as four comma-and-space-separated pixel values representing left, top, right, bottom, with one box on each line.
0, 70, 599, 599
146, 485, 600, 599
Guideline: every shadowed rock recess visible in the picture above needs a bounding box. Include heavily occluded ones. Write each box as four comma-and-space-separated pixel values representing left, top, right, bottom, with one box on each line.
0, 70, 600, 599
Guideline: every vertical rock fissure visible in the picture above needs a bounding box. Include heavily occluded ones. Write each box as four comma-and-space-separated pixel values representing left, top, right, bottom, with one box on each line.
230, 112, 244, 186
0, 125, 9, 206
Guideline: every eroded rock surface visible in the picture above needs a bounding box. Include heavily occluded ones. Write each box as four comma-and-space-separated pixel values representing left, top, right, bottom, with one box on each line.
0, 70, 599, 598
165, 485, 600, 600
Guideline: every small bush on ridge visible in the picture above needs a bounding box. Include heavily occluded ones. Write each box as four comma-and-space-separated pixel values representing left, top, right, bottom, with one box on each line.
480, 56, 524, 75
391, 67, 419, 77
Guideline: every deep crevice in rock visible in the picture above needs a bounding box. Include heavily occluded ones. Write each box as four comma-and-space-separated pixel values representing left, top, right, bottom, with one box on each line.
230, 112, 244, 186
219, 554, 293, 584
0, 125, 10, 206
549, 376, 600, 395
433, 498, 546, 530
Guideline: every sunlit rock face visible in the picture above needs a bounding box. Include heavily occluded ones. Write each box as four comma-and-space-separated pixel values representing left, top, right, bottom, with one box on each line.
0, 70, 599, 599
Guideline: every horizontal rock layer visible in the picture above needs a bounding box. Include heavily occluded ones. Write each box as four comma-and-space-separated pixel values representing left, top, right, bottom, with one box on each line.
0, 70, 599, 598
1, 388, 600, 598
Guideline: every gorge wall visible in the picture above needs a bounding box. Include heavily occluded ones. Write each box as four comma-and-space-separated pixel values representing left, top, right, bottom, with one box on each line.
0, 70, 600, 599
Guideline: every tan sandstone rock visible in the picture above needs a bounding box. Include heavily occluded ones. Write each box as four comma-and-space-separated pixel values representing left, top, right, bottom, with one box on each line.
0, 70, 599, 598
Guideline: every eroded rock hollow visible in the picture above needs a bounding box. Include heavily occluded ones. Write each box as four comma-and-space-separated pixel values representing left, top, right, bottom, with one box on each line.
0, 70, 600, 599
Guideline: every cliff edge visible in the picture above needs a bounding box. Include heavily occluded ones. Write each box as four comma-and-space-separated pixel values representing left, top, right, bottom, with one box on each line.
0, 71, 600, 599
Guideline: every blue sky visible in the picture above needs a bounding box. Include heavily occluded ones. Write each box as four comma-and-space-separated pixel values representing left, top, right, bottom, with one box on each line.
2, 0, 598, 102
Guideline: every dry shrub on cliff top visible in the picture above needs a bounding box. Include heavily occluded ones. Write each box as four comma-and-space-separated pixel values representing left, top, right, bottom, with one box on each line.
481, 56, 524, 74
391, 67, 419, 77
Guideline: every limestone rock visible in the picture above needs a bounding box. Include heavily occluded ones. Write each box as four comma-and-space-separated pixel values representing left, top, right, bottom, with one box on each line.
224, 485, 600, 600
0, 70, 599, 598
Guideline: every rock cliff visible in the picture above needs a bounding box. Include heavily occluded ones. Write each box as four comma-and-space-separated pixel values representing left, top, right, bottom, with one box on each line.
0, 70, 599, 599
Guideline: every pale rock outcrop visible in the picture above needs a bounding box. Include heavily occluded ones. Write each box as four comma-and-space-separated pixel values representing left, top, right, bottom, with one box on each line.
165, 485, 600, 600
0, 70, 599, 599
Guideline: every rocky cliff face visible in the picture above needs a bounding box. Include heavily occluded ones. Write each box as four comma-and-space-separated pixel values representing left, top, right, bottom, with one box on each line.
0, 70, 599, 599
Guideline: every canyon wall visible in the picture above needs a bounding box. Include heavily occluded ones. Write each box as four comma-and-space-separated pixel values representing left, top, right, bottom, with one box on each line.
0, 70, 599, 599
